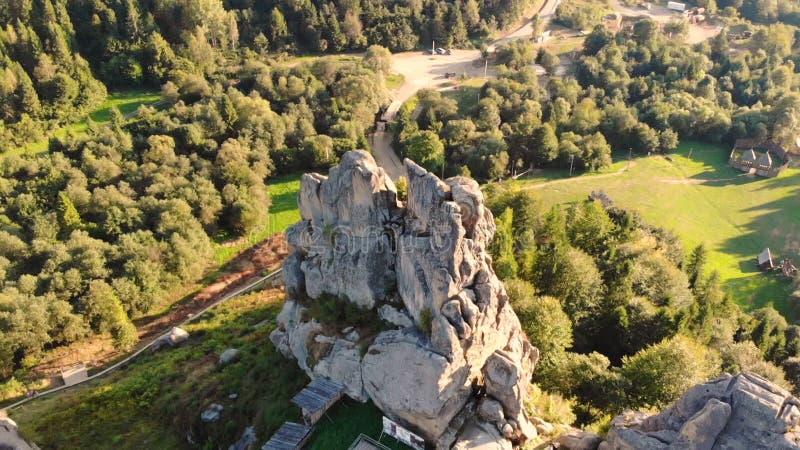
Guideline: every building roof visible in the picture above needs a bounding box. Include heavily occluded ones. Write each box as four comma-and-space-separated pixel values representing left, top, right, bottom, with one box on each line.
262, 422, 312, 450
291, 377, 346, 415
348, 434, 391, 450
758, 248, 773, 267
741, 149, 758, 162
757, 151, 773, 167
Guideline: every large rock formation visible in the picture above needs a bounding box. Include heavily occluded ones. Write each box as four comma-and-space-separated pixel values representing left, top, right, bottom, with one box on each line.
558, 371, 800, 450
270, 151, 538, 448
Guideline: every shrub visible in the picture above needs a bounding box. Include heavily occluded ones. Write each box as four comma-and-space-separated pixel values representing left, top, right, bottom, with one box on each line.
419, 308, 433, 336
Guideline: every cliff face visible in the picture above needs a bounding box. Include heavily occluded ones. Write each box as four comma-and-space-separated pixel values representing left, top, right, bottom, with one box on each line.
270, 151, 538, 448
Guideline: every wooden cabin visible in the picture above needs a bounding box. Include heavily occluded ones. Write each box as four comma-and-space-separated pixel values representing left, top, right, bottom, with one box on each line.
729, 139, 791, 178
758, 248, 774, 270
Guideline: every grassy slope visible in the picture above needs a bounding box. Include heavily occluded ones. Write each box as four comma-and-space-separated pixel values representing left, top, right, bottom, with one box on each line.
213, 174, 301, 265
10, 89, 162, 157
10, 290, 405, 450
517, 141, 800, 316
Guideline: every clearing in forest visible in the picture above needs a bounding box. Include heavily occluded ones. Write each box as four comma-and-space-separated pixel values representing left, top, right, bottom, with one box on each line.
11, 89, 162, 157
517, 141, 800, 317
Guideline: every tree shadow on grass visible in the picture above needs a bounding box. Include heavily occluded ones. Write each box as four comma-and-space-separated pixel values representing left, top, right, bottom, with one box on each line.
718, 172, 800, 318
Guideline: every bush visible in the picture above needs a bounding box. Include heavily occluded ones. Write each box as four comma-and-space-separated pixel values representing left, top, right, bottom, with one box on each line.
304, 293, 380, 331
419, 308, 433, 336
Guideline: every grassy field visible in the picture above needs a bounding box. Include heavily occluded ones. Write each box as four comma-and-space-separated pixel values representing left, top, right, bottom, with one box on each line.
213, 173, 301, 265
9, 290, 404, 449
386, 72, 406, 90
12, 89, 161, 157
516, 141, 800, 317
443, 78, 488, 117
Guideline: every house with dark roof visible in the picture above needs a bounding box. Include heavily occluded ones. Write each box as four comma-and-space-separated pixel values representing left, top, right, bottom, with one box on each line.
729, 139, 791, 177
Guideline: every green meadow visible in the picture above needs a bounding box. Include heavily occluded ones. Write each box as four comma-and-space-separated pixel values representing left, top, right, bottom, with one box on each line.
11, 89, 162, 157
517, 141, 800, 317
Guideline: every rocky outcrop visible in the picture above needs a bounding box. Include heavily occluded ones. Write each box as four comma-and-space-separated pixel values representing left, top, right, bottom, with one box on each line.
270, 151, 539, 448
559, 371, 800, 450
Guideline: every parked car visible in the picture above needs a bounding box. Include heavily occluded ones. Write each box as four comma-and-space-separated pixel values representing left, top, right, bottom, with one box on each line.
436, 47, 448, 55
445, 72, 457, 78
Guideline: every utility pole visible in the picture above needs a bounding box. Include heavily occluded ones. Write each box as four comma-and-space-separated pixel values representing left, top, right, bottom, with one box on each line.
484, 59, 488, 78
628, 147, 632, 169
432, 40, 435, 55
569, 154, 575, 176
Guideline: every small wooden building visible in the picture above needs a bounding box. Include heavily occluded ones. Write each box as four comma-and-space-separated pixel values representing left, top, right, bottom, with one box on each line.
758, 248, 774, 270
61, 364, 88, 387
348, 434, 391, 450
291, 377, 346, 425
729, 139, 791, 178
262, 422, 313, 450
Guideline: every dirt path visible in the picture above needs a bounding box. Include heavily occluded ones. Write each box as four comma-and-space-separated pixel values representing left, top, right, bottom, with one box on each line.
370, 130, 405, 180
523, 162, 635, 189
18, 235, 290, 388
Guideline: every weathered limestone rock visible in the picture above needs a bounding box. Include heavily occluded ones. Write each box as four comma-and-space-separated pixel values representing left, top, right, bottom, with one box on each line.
554, 429, 603, 450
594, 372, 800, 450
271, 152, 539, 447
228, 426, 257, 450
452, 419, 513, 450
361, 330, 472, 440
201, 403, 224, 423
219, 348, 240, 365
671, 399, 730, 450
378, 305, 414, 328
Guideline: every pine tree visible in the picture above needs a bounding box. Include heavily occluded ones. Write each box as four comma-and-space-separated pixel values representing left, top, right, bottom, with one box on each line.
686, 243, 708, 288
450, 1, 468, 46
270, 7, 289, 47
58, 192, 82, 232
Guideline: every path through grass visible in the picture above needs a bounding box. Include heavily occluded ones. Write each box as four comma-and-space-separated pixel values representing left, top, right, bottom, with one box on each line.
517, 141, 800, 316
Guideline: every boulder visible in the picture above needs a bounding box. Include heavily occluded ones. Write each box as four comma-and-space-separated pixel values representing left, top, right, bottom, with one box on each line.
477, 398, 505, 423
452, 419, 513, 450
378, 305, 414, 329
596, 372, 800, 450
219, 348, 240, 365
671, 399, 730, 450
201, 404, 224, 423
554, 429, 603, 450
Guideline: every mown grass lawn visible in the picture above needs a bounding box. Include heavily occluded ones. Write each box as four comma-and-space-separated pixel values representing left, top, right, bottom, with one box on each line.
14, 89, 162, 157
516, 141, 800, 317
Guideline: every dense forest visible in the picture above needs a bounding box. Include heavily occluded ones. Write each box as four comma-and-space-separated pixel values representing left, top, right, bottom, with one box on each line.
0, 0, 537, 151
393, 17, 800, 179
0, 55, 387, 378
486, 186, 800, 425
